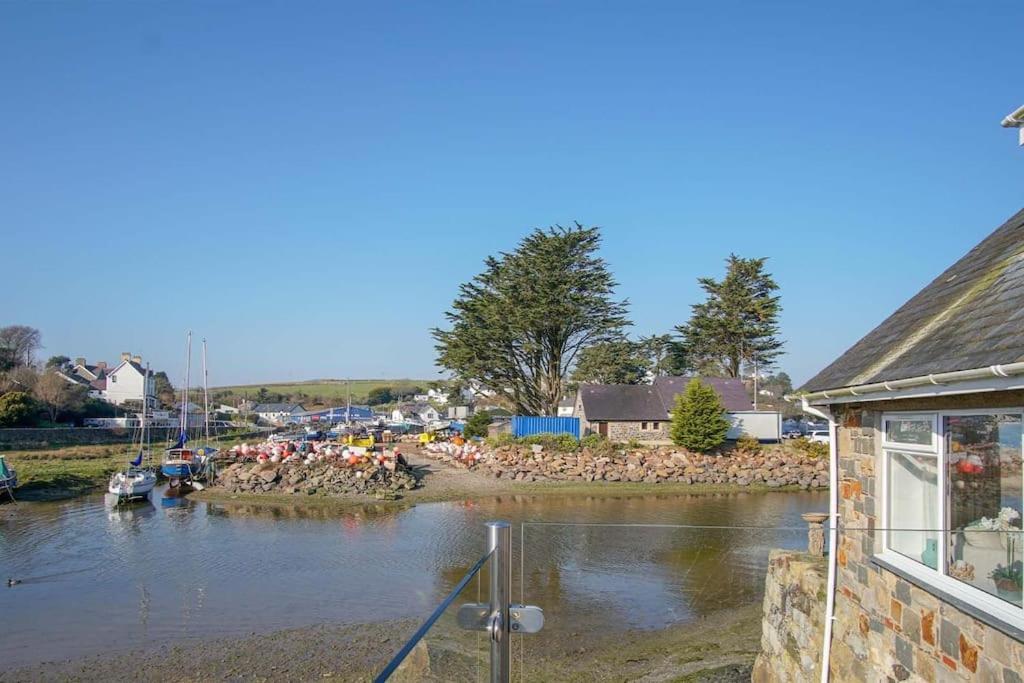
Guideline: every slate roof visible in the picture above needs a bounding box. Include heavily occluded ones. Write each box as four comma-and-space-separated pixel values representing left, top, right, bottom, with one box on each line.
802, 207, 1024, 393
253, 403, 305, 413
653, 376, 754, 412
578, 376, 754, 421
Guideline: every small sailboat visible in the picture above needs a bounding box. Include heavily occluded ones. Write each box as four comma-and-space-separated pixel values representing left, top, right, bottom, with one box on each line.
162, 332, 209, 488
109, 364, 157, 502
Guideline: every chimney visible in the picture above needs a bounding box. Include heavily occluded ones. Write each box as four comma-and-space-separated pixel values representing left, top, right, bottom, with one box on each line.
75, 357, 86, 367
121, 352, 131, 362
132, 355, 142, 364
96, 361, 107, 369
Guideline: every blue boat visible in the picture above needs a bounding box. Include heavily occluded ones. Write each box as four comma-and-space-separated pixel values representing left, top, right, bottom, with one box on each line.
161, 449, 203, 480
161, 334, 218, 488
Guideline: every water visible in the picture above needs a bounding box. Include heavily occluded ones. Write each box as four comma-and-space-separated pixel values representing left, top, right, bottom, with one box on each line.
0, 486, 825, 670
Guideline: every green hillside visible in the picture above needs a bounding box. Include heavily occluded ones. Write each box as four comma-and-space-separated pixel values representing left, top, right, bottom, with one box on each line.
211, 379, 438, 407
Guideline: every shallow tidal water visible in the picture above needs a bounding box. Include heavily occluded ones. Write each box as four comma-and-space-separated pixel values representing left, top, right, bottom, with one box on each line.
0, 486, 825, 670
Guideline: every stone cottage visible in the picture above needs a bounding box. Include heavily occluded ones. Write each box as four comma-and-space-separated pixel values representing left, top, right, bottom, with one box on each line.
797, 207, 1024, 681
574, 376, 761, 443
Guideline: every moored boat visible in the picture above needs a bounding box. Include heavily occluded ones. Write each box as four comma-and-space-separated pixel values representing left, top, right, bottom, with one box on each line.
0, 454, 17, 499
108, 464, 157, 501
109, 362, 158, 502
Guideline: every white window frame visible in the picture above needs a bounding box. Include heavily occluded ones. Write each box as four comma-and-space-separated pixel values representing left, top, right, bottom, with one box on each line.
882, 413, 938, 452
878, 408, 1024, 630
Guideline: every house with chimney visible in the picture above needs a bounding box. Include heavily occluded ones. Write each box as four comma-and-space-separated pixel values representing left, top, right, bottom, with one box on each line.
60, 353, 155, 406
102, 353, 155, 406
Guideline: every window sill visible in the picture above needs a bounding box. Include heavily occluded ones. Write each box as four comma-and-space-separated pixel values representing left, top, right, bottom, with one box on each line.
871, 554, 1024, 641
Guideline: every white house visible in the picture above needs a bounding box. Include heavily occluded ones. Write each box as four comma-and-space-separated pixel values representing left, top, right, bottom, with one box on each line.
252, 403, 306, 425
426, 388, 449, 404
58, 358, 110, 399
100, 353, 156, 406
391, 402, 440, 423
557, 398, 575, 417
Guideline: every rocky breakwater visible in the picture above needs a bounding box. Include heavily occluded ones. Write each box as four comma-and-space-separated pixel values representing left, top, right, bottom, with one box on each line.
427, 443, 828, 489
214, 457, 419, 500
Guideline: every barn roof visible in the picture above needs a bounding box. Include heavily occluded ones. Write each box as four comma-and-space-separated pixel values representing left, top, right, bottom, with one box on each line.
578, 376, 753, 421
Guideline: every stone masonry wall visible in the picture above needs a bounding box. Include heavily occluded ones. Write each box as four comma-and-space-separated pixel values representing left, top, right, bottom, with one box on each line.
606, 420, 670, 443
829, 401, 1024, 682
752, 550, 828, 683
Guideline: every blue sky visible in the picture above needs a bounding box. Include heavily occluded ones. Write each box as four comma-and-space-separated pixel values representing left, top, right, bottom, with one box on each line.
2, 1, 1022, 388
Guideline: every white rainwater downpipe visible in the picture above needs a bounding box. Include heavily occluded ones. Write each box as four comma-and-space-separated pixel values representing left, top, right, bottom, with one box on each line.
802, 398, 838, 683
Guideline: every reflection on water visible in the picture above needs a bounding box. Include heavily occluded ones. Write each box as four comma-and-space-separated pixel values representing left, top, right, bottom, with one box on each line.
0, 485, 824, 669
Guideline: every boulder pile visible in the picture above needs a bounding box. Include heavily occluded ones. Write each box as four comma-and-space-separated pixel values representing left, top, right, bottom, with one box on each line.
423, 444, 828, 489
215, 453, 418, 499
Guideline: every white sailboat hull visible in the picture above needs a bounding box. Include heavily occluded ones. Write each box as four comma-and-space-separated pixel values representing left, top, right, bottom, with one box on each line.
108, 469, 158, 500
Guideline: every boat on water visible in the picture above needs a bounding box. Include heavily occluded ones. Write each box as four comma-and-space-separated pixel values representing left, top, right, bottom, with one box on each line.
0, 454, 17, 499
162, 333, 216, 489
108, 457, 157, 501
109, 363, 158, 502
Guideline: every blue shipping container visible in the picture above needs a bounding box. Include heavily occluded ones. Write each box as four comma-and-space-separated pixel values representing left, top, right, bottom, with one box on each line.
512, 416, 580, 439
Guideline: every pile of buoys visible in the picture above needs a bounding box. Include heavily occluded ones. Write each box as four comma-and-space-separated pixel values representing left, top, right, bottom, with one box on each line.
227, 439, 404, 470
424, 440, 485, 468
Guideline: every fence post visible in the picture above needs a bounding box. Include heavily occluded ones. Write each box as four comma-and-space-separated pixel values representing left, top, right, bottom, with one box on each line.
487, 521, 511, 683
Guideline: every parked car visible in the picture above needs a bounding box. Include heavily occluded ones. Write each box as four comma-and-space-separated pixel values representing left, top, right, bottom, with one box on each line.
808, 430, 830, 444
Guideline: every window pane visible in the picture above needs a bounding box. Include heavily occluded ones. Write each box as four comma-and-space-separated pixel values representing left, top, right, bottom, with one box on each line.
885, 416, 935, 448
888, 451, 939, 569
946, 414, 1023, 607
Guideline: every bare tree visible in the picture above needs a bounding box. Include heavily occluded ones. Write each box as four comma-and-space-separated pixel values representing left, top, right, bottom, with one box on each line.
33, 370, 86, 422
0, 365, 40, 393
0, 325, 43, 369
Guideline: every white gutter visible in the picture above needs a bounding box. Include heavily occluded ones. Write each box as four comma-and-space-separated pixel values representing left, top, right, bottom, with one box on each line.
801, 397, 838, 683
789, 362, 1024, 404
1001, 104, 1024, 127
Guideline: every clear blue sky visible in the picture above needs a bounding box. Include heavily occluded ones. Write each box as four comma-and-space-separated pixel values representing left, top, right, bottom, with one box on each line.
3, 1, 1022, 388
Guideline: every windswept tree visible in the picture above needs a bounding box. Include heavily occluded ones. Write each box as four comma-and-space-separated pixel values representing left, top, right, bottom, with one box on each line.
571, 341, 649, 387
46, 355, 72, 370
433, 224, 629, 415
638, 334, 687, 377
676, 255, 783, 378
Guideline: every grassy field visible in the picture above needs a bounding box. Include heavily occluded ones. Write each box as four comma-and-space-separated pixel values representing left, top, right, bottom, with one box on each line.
211, 379, 436, 405
4, 444, 127, 500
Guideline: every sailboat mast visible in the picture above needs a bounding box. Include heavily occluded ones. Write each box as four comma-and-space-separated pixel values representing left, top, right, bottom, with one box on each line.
181, 331, 192, 437
143, 362, 150, 464
202, 339, 210, 444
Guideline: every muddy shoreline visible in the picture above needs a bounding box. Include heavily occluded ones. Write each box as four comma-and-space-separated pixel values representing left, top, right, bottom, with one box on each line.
4, 604, 762, 682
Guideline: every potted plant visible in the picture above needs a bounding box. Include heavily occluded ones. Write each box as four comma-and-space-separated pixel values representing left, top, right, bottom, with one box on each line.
990, 561, 1022, 603
964, 507, 1021, 550
989, 533, 1022, 603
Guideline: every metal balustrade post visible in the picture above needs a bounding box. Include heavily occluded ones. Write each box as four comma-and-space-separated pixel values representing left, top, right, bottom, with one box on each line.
487, 521, 511, 683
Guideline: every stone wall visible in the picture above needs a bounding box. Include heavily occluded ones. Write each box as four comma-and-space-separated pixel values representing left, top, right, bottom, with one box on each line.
0, 426, 249, 449
752, 550, 827, 683
430, 443, 829, 487
606, 420, 670, 443
830, 401, 1024, 682
0, 427, 141, 448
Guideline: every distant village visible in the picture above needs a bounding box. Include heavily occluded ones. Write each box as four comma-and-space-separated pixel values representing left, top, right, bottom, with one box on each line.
53, 351, 813, 445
